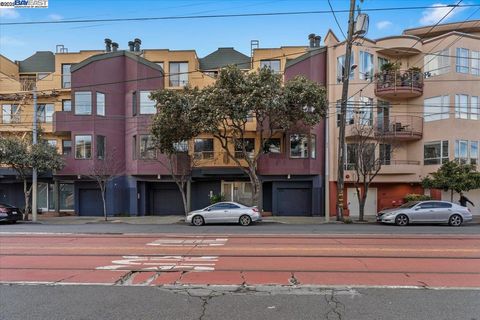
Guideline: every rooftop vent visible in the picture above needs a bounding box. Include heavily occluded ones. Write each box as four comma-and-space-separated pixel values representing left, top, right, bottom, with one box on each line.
112, 42, 119, 52
105, 38, 112, 52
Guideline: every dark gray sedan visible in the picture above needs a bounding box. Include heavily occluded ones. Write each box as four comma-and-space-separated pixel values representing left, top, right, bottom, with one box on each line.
0, 203, 22, 223
377, 201, 473, 226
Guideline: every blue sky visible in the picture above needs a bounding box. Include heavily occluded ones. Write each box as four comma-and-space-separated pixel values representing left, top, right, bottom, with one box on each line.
1, 0, 479, 61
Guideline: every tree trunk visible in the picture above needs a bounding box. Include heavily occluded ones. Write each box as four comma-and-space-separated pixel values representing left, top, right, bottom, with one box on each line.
359, 194, 367, 222
179, 183, 189, 216
250, 172, 263, 211
450, 189, 454, 202
101, 183, 107, 222
23, 180, 31, 221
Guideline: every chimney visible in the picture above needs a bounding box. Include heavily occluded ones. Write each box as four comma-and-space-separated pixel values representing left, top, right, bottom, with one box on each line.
105, 38, 112, 52
112, 42, 119, 52
134, 38, 141, 52
308, 33, 316, 48
128, 41, 134, 51
314, 35, 321, 47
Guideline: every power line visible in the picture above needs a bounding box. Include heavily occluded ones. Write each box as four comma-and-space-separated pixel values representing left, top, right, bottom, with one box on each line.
327, 0, 347, 40
1, 4, 479, 26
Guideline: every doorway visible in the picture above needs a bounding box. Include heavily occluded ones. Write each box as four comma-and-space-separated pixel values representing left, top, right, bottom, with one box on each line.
347, 187, 377, 218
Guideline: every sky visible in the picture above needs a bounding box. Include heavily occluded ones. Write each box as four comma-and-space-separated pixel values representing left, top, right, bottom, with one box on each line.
0, 0, 479, 61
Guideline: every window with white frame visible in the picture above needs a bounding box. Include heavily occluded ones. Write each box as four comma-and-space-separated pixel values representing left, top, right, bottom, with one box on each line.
377, 57, 389, 71
337, 55, 354, 83
1, 104, 20, 123
260, 60, 281, 73
456, 48, 469, 73
139, 135, 156, 159
62, 100, 71, 112
290, 134, 315, 159
336, 98, 356, 126
75, 92, 92, 115
471, 51, 480, 76
424, 49, 450, 77
75, 135, 92, 159
472, 96, 479, 120
169, 62, 188, 87
471, 141, 479, 165
139, 91, 156, 114
359, 51, 373, 81
424, 141, 449, 165
47, 139, 57, 148
37, 104, 54, 123
359, 97, 373, 126
455, 139, 469, 164
96, 92, 105, 116
424, 96, 449, 122
455, 94, 469, 119
62, 64, 71, 88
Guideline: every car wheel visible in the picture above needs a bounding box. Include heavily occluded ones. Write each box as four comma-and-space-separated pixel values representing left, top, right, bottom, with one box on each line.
448, 214, 463, 226
395, 214, 409, 226
192, 215, 204, 226
239, 215, 252, 226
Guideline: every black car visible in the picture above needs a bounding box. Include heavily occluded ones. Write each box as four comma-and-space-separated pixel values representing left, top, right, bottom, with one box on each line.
0, 203, 22, 223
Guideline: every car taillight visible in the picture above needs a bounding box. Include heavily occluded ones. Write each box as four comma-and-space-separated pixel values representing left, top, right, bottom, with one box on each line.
252, 207, 259, 212
0, 208, 7, 213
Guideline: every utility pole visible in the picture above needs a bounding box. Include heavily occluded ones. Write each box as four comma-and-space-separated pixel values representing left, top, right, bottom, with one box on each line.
32, 86, 38, 222
336, 0, 356, 221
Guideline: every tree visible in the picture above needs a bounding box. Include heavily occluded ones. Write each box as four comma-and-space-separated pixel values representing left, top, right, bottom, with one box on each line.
150, 88, 202, 215
0, 136, 64, 220
347, 116, 396, 221
194, 66, 327, 209
87, 148, 122, 221
422, 160, 480, 201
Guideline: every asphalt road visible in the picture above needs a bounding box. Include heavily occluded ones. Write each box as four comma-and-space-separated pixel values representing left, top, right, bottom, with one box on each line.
1, 285, 479, 320
1, 220, 480, 234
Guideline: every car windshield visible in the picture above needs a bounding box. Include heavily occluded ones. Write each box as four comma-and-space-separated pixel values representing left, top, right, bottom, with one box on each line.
0, 203, 13, 208
398, 201, 420, 209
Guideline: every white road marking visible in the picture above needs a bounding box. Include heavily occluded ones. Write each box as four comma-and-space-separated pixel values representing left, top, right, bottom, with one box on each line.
146, 238, 228, 247
96, 255, 219, 272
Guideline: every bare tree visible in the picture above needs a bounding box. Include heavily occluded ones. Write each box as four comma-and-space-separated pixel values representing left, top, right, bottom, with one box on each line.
87, 148, 122, 221
347, 114, 396, 221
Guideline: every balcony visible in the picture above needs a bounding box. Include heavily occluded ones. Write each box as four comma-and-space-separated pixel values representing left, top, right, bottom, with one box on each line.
378, 160, 421, 175
375, 70, 423, 99
375, 115, 423, 141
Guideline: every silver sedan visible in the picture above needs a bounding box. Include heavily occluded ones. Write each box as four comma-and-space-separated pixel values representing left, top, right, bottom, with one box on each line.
186, 202, 262, 226
377, 200, 473, 226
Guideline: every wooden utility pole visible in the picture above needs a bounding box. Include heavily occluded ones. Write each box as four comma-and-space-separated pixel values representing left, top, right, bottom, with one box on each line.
336, 0, 356, 221
32, 87, 38, 222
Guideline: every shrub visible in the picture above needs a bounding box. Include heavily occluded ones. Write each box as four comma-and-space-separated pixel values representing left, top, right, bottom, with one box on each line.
343, 217, 353, 224
209, 193, 225, 204
404, 194, 431, 202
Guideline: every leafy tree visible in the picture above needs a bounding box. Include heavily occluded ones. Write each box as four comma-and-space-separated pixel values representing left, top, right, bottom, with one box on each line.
150, 88, 202, 215
194, 66, 327, 209
422, 160, 480, 201
0, 136, 64, 220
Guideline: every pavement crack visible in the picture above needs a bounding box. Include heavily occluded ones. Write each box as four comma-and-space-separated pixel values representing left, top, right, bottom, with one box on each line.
240, 271, 246, 286
198, 295, 212, 320
289, 272, 299, 285
323, 289, 346, 320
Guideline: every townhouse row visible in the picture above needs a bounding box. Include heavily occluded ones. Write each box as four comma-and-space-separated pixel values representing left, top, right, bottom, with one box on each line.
1, 20, 479, 217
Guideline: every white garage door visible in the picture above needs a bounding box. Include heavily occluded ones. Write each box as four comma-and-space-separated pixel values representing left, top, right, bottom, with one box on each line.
347, 188, 377, 218
441, 189, 480, 215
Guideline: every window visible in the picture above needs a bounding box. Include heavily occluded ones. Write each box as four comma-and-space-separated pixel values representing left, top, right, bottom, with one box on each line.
140, 91, 156, 114
62, 140, 72, 156
377, 57, 389, 71
1, 104, 20, 123
336, 55, 354, 83
75, 135, 92, 159
359, 97, 373, 126
235, 138, 255, 159
169, 62, 188, 87
62, 64, 71, 88
263, 138, 281, 153
96, 92, 105, 116
456, 48, 469, 73
359, 51, 373, 81
260, 60, 281, 73
96, 135, 105, 159
19, 74, 36, 91
62, 100, 71, 112
59, 183, 74, 210
132, 91, 137, 116
424, 96, 449, 122
424, 141, 448, 165
132, 135, 137, 159
47, 140, 57, 148
37, 104, 54, 123
310, 135, 316, 159
75, 92, 92, 115
290, 134, 315, 159
380, 144, 391, 165
336, 98, 355, 126
471, 96, 479, 120
174, 141, 189, 152
139, 135, 156, 159
471, 141, 479, 165
346, 144, 357, 170
455, 94, 468, 119
424, 49, 450, 77
472, 51, 480, 76
194, 138, 214, 159
455, 140, 469, 164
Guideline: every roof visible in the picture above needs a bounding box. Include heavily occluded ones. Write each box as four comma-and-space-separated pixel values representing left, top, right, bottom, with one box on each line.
403, 19, 480, 38
285, 46, 327, 68
199, 47, 250, 70
71, 50, 164, 73
18, 51, 55, 73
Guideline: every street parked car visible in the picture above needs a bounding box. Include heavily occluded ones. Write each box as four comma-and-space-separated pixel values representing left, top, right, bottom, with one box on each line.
377, 200, 473, 226
0, 203, 22, 223
186, 202, 262, 226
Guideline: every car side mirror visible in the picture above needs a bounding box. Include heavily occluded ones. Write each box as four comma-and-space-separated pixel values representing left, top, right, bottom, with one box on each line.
206, 208, 211, 211
415, 207, 420, 210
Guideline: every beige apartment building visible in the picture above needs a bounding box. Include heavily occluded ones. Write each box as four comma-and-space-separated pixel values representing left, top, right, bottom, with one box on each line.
325, 20, 480, 217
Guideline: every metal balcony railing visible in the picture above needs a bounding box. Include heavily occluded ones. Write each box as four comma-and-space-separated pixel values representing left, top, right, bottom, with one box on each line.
375, 115, 423, 140
379, 160, 421, 166
375, 70, 423, 97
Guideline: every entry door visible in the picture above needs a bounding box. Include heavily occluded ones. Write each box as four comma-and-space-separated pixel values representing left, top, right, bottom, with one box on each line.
347, 188, 377, 218
223, 183, 234, 202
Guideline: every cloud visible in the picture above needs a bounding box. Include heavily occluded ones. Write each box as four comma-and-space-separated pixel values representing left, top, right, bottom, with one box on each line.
0, 8, 19, 18
420, 3, 466, 25
0, 36, 26, 47
48, 13, 63, 21
376, 20, 393, 30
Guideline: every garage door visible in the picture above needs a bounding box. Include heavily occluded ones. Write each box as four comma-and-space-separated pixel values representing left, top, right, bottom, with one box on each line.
79, 189, 103, 216
276, 188, 311, 216
151, 187, 184, 215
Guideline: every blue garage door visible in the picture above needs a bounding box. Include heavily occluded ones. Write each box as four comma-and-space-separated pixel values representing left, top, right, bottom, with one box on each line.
277, 188, 311, 216
79, 189, 103, 216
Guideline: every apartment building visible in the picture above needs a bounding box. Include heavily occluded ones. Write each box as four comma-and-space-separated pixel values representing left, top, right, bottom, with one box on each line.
1, 38, 327, 216
322, 20, 480, 217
